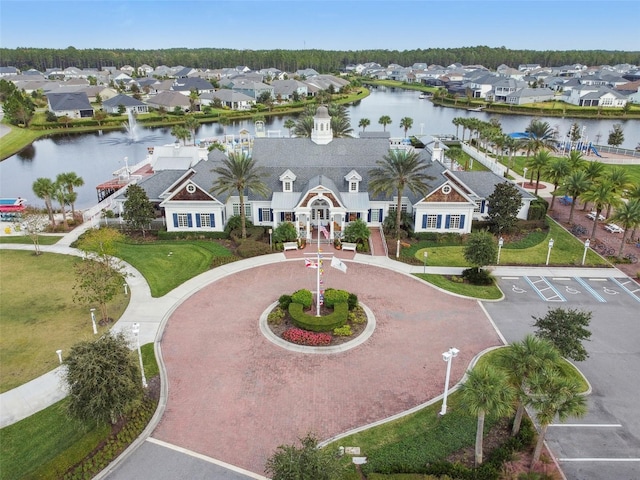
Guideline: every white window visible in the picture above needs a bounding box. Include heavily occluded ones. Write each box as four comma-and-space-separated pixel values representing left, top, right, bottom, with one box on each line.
474, 201, 482, 213
261, 208, 272, 222
449, 215, 461, 229
427, 215, 438, 228
177, 213, 189, 227
370, 209, 380, 222
350, 181, 358, 192
232, 203, 251, 217
200, 214, 211, 227
186, 184, 196, 194
283, 181, 292, 192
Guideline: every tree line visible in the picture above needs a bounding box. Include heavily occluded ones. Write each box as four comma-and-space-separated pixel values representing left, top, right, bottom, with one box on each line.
2, 46, 639, 72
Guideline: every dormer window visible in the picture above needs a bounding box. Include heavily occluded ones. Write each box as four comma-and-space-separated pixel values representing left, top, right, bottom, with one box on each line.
344, 169, 362, 193
284, 181, 292, 192
279, 169, 297, 193
350, 181, 358, 192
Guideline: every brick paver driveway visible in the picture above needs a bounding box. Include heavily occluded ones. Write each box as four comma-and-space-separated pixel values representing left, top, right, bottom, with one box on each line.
153, 261, 502, 475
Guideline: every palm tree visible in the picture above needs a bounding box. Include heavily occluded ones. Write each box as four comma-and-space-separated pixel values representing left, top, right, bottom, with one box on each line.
218, 115, 231, 134
32, 177, 57, 227
283, 119, 296, 137
369, 149, 433, 240
528, 367, 587, 466
503, 135, 521, 178
293, 115, 314, 137
545, 157, 571, 211
567, 150, 586, 171
604, 167, 633, 217
399, 117, 413, 138
378, 115, 392, 132
170, 125, 190, 145
496, 335, 561, 436
452, 117, 463, 139
581, 180, 622, 240
184, 115, 200, 145
526, 150, 553, 195
525, 119, 557, 154
210, 152, 269, 239
53, 181, 69, 230
460, 365, 516, 466
330, 114, 353, 138
610, 199, 640, 257
558, 170, 591, 224
55, 172, 84, 220
358, 118, 371, 132
581, 161, 606, 210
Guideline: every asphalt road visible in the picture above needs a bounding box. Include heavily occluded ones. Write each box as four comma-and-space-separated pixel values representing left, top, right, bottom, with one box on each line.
485, 275, 640, 480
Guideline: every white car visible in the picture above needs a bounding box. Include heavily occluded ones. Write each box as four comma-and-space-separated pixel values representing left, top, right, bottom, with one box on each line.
587, 212, 606, 221
604, 223, 624, 234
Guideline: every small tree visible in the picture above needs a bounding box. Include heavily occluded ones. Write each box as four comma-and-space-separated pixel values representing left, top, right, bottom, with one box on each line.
533, 307, 592, 361
17, 207, 49, 255
122, 184, 155, 237
264, 432, 344, 480
607, 123, 624, 147
73, 228, 127, 322
342, 218, 370, 245
64, 331, 142, 425
273, 221, 298, 244
463, 230, 498, 269
487, 182, 523, 234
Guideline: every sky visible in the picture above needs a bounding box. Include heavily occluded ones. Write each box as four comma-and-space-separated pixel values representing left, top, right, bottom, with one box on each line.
1, 0, 639, 52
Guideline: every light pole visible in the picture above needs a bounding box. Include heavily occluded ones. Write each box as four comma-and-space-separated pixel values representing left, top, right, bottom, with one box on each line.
423, 251, 428, 274
546, 238, 554, 266
131, 323, 148, 388
522, 167, 528, 187
123, 283, 129, 295
268, 228, 273, 250
582, 238, 590, 266
90, 308, 97, 335
440, 347, 459, 416
56, 349, 63, 364
497, 237, 504, 265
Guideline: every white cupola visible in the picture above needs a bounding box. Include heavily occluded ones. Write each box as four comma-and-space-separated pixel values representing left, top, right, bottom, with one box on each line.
310, 105, 333, 145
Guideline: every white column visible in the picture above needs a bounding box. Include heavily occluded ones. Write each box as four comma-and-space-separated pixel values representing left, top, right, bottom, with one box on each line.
329, 213, 335, 240
295, 213, 300, 238
341, 214, 345, 234
306, 215, 311, 240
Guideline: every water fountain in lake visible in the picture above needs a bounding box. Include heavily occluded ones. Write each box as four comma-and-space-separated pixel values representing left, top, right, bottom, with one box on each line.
123, 110, 138, 142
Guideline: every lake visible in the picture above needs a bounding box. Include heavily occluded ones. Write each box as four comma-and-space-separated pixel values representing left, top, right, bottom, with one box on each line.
1, 87, 638, 209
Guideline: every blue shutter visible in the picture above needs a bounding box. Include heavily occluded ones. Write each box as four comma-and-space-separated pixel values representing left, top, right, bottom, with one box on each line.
210, 213, 215, 227
436, 215, 442, 229
172, 213, 178, 228
422, 214, 427, 229
460, 215, 465, 229
187, 214, 193, 228
258, 209, 263, 222
481, 200, 486, 213
445, 215, 451, 229
280, 212, 285, 221
379, 209, 383, 222
195, 213, 201, 228
270, 209, 273, 222
357, 212, 361, 219
367, 210, 371, 222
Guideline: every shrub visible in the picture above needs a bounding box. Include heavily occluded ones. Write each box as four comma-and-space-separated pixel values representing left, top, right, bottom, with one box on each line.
347, 293, 358, 310
267, 307, 285, 325
278, 294, 292, 309
291, 289, 313, 309
273, 221, 298, 243
343, 218, 371, 244
527, 199, 548, 221
323, 288, 349, 308
288, 302, 349, 332
462, 267, 495, 285
224, 215, 253, 233
348, 308, 367, 324
333, 325, 352, 336
157, 230, 228, 240
282, 328, 332, 346
236, 239, 272, 258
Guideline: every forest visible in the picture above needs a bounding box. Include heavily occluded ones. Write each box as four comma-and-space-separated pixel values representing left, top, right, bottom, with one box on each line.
1, 46, 639, 73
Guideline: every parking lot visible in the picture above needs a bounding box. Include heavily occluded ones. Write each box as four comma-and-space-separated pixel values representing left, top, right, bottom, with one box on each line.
485, 276, 640, 480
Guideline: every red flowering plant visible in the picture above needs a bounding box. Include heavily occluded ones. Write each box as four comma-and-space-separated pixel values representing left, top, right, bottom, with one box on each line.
282, 328, 332, 346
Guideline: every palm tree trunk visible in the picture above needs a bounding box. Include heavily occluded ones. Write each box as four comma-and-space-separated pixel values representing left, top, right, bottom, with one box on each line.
395, 188, 403, 240
549, 185, 558, 211
531, 423, 549, 466
535, 170, 541, 195
512, 402, 525, 436
475, 411, 485, 466
569, 197, 577, 224
590, 215, 599, 241
618, 229, 630, 257
58, 199, 68, 229
45, 198, 56, 227
239, 192, 246, 239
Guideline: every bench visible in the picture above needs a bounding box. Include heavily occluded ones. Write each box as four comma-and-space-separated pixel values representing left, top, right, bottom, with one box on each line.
342, 242, 357, 252
283, 241, 298, 251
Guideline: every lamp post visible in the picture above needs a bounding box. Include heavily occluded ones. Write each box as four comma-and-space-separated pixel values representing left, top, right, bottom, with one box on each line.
131, 323, 147, 388
268, 228, 273, 250
90, 308, 97, 335
423, 251, 428, 274
497, 237, 504, 265
440, 347, 459, 416
546, 238, 554, 266
582, 238, 590, 266
522, 167, 528, 187
56, 349, 63, 364
123, 283, 129, 295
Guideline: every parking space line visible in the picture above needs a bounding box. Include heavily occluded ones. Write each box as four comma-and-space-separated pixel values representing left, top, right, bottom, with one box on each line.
610, 277, 640, 303
525, 276, 566, 302
574, 277, 606, 303
558, 458, 640, 462
548, 423, 622, 427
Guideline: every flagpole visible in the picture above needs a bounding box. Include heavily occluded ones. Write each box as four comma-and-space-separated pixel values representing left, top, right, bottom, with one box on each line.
316, 224, 321, 316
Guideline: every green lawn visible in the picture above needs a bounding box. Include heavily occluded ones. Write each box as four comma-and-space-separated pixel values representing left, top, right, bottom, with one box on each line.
410, 220, 607, 267
0, 343, 156, 480
113, 240, 233, 297
0, 250, 129, 392
415, 273, 503, 300
0, 235, 63, 245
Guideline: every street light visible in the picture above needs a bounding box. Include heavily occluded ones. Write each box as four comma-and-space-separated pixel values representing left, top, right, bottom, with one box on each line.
522, 167, 528, 187
90, 308, 97, 335
56, 349, 63, 364
546, 238, 555, 266
497, 237, 504, 265
123, 283, 129, 295
440, 347, 459, 416
131, 323, 148, 388
268, 228, 273, 250
423, 251, 428, 274
582, 238, 590, 266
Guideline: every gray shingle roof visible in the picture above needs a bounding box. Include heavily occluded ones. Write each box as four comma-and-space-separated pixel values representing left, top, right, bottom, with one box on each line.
453, 171, 535, 200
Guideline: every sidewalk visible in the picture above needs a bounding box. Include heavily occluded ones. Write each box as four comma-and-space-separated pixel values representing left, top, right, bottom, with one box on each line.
0, 225, 630, 428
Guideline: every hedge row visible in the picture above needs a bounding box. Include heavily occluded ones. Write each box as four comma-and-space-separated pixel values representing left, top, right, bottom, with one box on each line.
288, 302, 349, 332
157, 230, 228, 240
